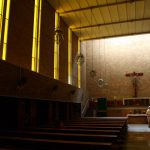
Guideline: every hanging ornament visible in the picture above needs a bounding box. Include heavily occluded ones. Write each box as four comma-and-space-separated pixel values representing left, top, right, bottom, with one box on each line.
90, 70, 96, 78
75, 53, 85, 65
96, 39, 108, 88
54, 0, 64, 45
54, 26, 64, 44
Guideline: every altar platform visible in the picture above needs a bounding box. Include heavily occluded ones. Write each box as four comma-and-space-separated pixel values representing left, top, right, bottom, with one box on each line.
127, 114, 147, 124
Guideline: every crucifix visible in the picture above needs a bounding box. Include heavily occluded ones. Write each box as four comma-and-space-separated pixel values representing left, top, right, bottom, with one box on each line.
125, 72, 143, 97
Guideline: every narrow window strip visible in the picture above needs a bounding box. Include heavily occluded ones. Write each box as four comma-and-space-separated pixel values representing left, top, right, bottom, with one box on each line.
2, 0, 11, 60
78, 40, 81, 88
0, 0, 4, 44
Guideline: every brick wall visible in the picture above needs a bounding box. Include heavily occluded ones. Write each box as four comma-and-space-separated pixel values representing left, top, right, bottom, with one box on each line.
82, 34, 150, 100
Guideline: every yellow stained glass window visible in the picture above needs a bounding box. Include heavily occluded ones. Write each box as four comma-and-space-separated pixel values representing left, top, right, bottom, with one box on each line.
78, 40, 81, 88
54, 12, 59, 79
31, 0, 42, 72
0, 0, 11, 60
68, 28, 72, 84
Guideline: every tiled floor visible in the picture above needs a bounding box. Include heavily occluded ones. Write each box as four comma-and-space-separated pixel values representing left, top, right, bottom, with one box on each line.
122, 124, 150, 150
128, 124, 150, 132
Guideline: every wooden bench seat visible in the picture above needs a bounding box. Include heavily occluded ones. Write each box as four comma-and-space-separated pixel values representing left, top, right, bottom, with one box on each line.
77, 118, 128, 126
0, 130, 119, 143
65, 117, 127, 122
0, 116, 127, 150
64, 123, 127, 131
22, 127, 125, 141
64, 123, 124, 127
63, 120, 127, 136
81, 117, 128, 121
64, 118, 128, 128
0, 136, 114, 150
64, 120, 126, 123
61, 125, 126, 138
62, 125, 123, 130
28, 127, 121, 135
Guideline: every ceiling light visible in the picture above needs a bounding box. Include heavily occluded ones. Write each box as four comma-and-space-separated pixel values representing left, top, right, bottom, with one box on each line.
54, 26, 64, 44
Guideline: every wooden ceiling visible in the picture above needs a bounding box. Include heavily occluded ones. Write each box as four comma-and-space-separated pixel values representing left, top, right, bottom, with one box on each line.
47, 0, 150, 41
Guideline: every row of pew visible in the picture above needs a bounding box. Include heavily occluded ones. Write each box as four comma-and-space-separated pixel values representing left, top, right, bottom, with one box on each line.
0, 117, 128, 150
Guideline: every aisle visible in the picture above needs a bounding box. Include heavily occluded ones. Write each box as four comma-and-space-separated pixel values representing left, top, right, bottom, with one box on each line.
122, 124, 150, 150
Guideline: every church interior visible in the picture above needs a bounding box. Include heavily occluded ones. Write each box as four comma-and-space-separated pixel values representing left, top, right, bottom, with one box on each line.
0, 0, 150, 149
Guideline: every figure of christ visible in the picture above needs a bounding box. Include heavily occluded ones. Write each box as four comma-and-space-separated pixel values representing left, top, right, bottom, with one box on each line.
125, 72, 143, 97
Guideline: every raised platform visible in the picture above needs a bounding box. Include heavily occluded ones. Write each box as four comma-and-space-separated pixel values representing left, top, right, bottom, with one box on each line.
107, 106, 147, 117
127, 114, 147, 124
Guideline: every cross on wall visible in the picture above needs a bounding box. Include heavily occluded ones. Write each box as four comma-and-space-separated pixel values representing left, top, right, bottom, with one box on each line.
125, 72, 143, 97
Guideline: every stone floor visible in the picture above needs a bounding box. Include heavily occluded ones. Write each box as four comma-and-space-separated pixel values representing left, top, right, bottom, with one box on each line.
122, 124, 150, 150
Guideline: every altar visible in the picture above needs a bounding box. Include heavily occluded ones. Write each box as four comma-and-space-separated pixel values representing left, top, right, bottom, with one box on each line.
127, 114, 147, 124
123, 97, 150, 106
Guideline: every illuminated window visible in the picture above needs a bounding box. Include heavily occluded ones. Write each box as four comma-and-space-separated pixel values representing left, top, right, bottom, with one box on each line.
0, 0, 4, 44
54, 12, 59, 79
68, 28, 72, 84
0, 0, 11, 60
31, 0, 42, 72
78, 40, 81, 88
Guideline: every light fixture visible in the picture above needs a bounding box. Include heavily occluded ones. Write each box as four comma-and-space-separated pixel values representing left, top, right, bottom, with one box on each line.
96, 39, 108, 88
54, 0, 64, 44
75, 53, 85, 65
54, 26, 64, 44
89, 8, 97, 79
89, 41, 96, 77
74, 0, 84, 65
90, 70, 96, 78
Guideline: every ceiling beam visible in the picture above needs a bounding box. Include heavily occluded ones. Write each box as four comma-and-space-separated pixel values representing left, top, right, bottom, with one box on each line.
71, 17, 150, 30
81, 31, 150, 41
60, 0, 143, 15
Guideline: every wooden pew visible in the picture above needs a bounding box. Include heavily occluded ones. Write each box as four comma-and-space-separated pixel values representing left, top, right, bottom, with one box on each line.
64, 118, 127, 122
0, 117, 126, 150
28, 127, 121, 136
0, 136, 113, 150
63, 118, 127, 136
0, 130, 119, 142
30, 127, 126, 141
81, 117, 128, 121
61, 125, 123, 130
0, 128, 124, 146
22, 127, 124, 141
75, 117, 128, 127
64, 120, 126, 124
61, 125, 126, 139
0, 129, 119, 150
0, 116, 127, 150
63, 123, 127, 132
64, 123, 124, 127
64, 118, 128, 126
